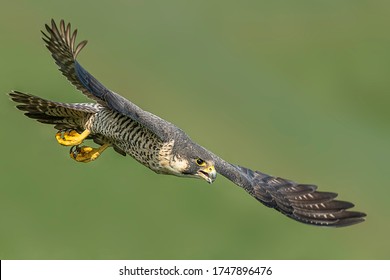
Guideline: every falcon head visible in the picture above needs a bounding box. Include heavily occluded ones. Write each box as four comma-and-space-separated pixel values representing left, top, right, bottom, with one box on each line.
184, 156, 217, 184
168, 141, 217, 184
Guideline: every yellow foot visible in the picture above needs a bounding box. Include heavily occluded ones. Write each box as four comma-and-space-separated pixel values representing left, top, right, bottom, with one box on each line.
70, 143, 110, 163
56, 129, 91, 146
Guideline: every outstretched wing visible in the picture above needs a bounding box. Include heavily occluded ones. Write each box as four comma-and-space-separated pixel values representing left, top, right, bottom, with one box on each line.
212, 155, 366, 227
42, 19, 174, 141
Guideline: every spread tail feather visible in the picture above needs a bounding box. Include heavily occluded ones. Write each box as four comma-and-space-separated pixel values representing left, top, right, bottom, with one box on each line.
9, 90, 98, 130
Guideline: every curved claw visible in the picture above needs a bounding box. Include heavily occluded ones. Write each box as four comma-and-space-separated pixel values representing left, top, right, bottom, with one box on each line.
69, 143, 110, 163
70, 145, 81, 160
56, 129, 91, 146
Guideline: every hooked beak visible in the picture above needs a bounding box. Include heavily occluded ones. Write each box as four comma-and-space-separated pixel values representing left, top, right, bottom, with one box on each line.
198, 165, 217, 184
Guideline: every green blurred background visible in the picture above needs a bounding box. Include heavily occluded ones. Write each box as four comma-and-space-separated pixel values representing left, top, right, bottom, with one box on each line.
1, 0, 389, 259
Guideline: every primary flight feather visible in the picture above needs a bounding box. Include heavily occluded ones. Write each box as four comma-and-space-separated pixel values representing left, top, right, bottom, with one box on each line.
10, 19, 366, 227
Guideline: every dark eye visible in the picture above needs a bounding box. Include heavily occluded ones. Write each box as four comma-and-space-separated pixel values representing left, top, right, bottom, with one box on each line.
196, 158, 205, 166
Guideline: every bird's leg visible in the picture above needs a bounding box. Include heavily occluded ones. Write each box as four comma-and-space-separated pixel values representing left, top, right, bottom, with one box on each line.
69, 143, 110, 163
56, 129, 91, 146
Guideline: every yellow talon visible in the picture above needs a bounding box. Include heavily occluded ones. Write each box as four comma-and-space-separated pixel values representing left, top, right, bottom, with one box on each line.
55, 129, 91, 146
70, 143, 110, 163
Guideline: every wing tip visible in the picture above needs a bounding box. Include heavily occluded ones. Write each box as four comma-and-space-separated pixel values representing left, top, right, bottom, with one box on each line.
239, 168, 368, 227
41, 19, 88, 61
291, 210, 367, 227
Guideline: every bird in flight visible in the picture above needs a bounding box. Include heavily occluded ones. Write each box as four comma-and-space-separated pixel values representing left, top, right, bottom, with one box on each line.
10, 19, 366, 227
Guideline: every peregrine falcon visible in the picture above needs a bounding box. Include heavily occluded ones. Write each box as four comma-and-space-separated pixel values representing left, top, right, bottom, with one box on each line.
10, 19, 366, 227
